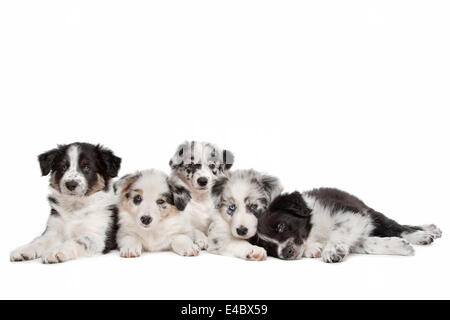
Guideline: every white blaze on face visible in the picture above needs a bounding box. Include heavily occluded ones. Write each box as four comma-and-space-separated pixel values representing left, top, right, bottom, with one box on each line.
227, 180, 259, 239
60, 145, 88, 196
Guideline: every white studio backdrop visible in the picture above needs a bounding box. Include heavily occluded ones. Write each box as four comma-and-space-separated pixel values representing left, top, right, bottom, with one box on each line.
0, 1, 449, 299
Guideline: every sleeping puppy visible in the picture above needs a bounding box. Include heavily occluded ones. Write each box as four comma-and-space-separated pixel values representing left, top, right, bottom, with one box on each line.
207, 169, 283, 260
10, 142, 121, 263
256, 188, 442, 263
168, 141, 235, 249
115, 169, 202, 257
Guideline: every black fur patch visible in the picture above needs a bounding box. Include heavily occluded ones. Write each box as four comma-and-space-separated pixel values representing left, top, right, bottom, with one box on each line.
103, 205, 119, 254
169, 184, 191, 211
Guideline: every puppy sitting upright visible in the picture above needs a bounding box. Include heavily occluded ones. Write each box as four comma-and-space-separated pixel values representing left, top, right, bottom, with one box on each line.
10, 142, 122, 264
257, 188, 442, 263
168, 141, 235, 248
115, 169, 201, 257
207, 169, 283, 260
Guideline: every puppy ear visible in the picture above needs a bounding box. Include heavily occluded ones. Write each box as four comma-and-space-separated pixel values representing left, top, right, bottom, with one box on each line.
168, 182, 191, 211
260, 174, 283, 202
222, 150, 234, 170
169, 141, 189, 169
211, 176, 228, 209
38, 146, 62, 176
270, 191, 312, 217
114, 172, 141, 196
96, 145, 122, 178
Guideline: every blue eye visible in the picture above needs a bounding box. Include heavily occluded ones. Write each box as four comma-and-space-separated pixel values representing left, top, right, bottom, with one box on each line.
228, 204, 236, 212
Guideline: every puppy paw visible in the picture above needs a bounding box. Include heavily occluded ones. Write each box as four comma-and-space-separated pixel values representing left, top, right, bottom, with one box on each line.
391, 238, 415, 256
10, 246, 40, 262
41, 251, 70, 264
303, 242, 323, 258
322, 244, 349, 263
420, 224, 442, 239
245, 246, 267, 261
194, 233, 208, 250
120, 247, 142, 258
174, 243, 201, 257
402, 230, 435, 245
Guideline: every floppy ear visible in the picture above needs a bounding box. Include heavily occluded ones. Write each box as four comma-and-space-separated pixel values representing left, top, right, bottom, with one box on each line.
96, 145, 121, 178
270, 191, 312, 217
168, 182, 191, 211
113, 172, 141, 196
260, 174, 283, 202
222, 150, 234, 170
38, 146, 62, 176
169, 141, 189, 169
211, 176, 228, 209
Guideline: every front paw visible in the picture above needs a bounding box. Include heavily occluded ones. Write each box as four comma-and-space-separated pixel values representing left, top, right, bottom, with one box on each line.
10, 246, 40, 262
194, 232, 208, 250
303, 242, 323, 258
174, 243, 201, 257
120, 247, 142, 258
41, 250, 70, 264
245, 246, 267, 261
322, 244, 349, 263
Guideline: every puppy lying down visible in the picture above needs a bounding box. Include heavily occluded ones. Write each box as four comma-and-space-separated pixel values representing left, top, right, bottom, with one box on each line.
115, 169, 206, 258
256, 188, 442, 263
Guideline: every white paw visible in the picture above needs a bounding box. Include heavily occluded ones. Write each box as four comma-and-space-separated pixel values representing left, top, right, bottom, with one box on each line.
41, 250, 70, 264
303, 242, 323, 258
245, 246, 267, 261
402, 230, 435, 245
389, 238, 415, 256
174, 243, 200, 257
322, 244, 349, 263
420, 224, 442, 239
120, 246, 142, 258
194, 234, 208, 250
10, 245, 40, 262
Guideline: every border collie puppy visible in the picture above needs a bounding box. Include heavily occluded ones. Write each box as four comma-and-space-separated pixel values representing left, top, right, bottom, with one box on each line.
207, 169, 283, 260
256, 188, 442, 263
10, 142, 121, 264
168, 141, 234, 248
115, 169, 202, 257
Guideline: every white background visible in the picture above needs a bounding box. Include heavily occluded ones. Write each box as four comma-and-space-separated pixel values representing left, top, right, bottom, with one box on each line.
0, 1, 449, 300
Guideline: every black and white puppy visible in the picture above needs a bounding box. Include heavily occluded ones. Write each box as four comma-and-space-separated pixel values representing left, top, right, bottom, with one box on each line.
207, 169, 283, 260
256, 188, 442, 263
10, 142, 121, 264
169, 141, 234, 248
115, 169, 202, 258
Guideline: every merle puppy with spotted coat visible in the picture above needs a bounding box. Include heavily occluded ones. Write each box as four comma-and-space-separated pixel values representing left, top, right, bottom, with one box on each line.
168, 141, 235, 249
256, 188, 442, 263
207, 169, 283, 261
10, 142, 121, 264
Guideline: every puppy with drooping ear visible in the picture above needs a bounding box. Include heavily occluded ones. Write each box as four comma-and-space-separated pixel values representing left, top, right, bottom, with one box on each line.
207, 169, 283, 261
115, 169, 203, 258
257, 188, 442, 263
10, 142, 122, 264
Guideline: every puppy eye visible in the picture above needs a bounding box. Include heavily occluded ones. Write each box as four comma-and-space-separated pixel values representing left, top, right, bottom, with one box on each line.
228, 204, 236, 215
186, 169, 191, 174
209, 164, 215, 170
62, 164, 68, 171
195, 164, 201, 169
133, 195, 142, 205
82, 165, 90, 172
250, 204, 258, 213
276, 223, 286, 233
156, 199, 165, 205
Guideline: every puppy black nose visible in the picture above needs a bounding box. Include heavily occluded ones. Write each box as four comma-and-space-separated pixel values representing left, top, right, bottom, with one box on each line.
65, 180, 78, 191
283, 247, 295, 259
140, 215, 152, 226
197, 177, 208, 187
236, 226, 248, 236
